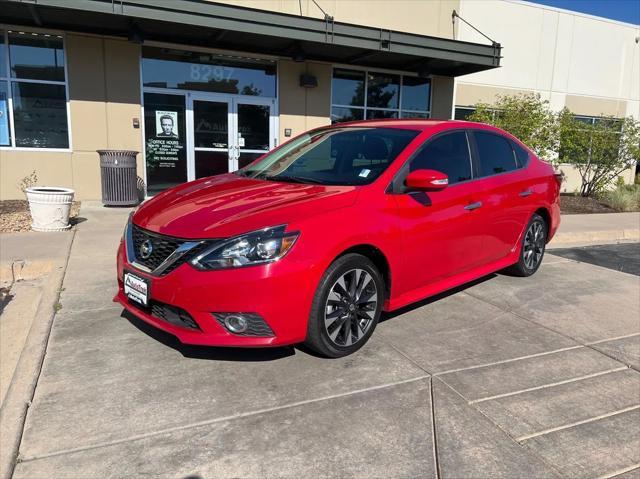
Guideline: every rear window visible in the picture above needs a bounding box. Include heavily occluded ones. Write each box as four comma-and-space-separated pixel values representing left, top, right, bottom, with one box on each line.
474, 131, 518, 177
511, 140, 530, 167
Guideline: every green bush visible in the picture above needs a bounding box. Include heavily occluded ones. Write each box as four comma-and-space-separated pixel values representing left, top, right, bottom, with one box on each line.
600, 184, 640, 212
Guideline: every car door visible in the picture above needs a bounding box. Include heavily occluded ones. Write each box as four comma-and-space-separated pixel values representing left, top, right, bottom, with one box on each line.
390, 130, 487, 293
469, 130, 532, 264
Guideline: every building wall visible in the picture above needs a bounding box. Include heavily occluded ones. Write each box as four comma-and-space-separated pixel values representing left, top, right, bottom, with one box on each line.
212, 0, 459, 39
454, 0, 640, 189
455, 0, 639, 119
0, 33, 142, 200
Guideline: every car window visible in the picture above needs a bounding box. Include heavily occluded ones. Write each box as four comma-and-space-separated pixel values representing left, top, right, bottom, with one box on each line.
475, 131, 518, 177
238, 127, 419, 186
511, 140, 530, 167
409, 131, 472, 184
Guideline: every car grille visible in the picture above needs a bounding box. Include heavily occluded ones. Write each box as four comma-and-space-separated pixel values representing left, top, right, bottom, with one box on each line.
131, 225, 184, 271
129, 299, 200, 330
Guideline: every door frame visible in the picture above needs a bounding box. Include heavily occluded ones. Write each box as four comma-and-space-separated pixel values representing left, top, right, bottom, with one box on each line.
141, 87, 278, 195
187, 92, 277, 181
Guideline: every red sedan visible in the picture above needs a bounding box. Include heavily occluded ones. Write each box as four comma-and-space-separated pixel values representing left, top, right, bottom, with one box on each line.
116, 120, 560, 357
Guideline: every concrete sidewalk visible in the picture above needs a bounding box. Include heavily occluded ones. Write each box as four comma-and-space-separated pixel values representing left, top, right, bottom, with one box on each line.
6, 203, 639, 478
549, 212, 640, 248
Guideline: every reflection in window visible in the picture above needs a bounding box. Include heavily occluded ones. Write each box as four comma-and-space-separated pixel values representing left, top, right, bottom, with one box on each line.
331, 69, 365, 106
331, 68, 430, 123
12, 82, 68, 148
238, 104, 270, 151
367, 73, 399, 109
193, 101, 228, 148
475, 132, 518, 177
401, 76, 430, 111
9, 32, 65, 81
142, 47, 276, 97
0, 32, 6, 78
0, 82, 10, 146
366, 109, 398, 120
410, 132, 472, 184
1, 31, 69, 149
331, 107, 364, 123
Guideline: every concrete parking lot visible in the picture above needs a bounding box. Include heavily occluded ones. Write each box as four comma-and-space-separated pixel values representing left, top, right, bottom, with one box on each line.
8, 205, 640, 478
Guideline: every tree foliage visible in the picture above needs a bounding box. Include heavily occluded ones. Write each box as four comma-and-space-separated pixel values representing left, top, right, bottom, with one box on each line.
558, 110, 639, 197
467, 94, 558, 163
467, 93, 640, 197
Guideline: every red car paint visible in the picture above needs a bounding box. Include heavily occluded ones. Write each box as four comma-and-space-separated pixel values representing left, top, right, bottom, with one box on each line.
115, 120, 560, 347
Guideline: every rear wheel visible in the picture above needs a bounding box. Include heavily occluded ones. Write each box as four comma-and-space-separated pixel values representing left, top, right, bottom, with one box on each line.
506, 213, 547, 277
305, 254, 384, 358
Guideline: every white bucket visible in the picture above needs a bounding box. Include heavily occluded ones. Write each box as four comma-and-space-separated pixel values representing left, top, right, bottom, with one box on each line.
25, 187, 75, 232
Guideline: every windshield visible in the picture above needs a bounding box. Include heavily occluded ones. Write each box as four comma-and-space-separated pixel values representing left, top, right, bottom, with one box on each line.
236, 127, 419, 186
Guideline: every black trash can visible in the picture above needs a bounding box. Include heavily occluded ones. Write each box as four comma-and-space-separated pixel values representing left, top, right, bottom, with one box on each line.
97, 150, 139, 206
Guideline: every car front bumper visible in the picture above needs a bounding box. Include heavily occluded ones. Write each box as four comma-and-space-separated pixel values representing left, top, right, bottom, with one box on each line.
114, 241, 316, 347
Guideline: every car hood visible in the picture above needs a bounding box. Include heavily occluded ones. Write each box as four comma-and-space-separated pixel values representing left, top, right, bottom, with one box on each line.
134, 174, 359, 239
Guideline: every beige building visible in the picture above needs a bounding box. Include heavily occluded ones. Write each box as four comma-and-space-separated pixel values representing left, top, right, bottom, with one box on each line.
0, 0, 636, 199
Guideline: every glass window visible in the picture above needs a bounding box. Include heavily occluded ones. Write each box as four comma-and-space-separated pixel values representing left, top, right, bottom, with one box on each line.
193, 100, 228, 148
511, 141, 530, 167
238, 127, 419, 186
366, 109, 398, 120
142, 47, 276, 97
331, 68, 365, 106
409, 131, 472, 184
12, 82, 68, 148
401, 77, 430, 111
401, 111, 429, 119
144, 93, 188, 195
454, 107, 475, 120
367, 73, 399, 109
331, 107, 364, 124
331, 69, 430, 123
474, 131, 517, 177
238, 104, 270, 151
0, 82, 10, 146
0, 32, 6, 78
9, 32, 65, 82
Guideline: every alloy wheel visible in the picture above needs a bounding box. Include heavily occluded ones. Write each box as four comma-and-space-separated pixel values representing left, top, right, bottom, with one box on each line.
523, 220, 545, 270
324, 268, 378, 347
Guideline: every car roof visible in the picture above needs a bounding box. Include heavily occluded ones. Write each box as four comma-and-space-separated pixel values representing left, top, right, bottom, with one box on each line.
327, 118, 490, 132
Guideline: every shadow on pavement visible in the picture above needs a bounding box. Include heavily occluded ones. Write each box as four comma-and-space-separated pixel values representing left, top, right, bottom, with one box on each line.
380, 273, 497, 322
121, 309, 296, 362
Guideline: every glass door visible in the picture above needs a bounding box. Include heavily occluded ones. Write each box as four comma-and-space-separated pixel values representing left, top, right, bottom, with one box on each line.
185, 94, 276, 182
234, 99, 275, 170
191, 96, 233, 178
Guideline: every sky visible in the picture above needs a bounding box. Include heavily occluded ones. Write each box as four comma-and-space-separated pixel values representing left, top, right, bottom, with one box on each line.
531, 0, 640, 24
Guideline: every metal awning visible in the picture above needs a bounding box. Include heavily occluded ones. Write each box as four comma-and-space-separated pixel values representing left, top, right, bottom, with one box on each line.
1, 0, 501, 76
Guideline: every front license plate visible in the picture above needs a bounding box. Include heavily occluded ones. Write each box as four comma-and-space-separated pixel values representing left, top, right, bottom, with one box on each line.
124, 271, 150, 306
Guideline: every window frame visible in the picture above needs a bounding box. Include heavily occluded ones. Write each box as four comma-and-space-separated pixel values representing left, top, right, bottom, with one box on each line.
0, 26, 71, 152
330, 66, 432, 123
388, 128, 474, 194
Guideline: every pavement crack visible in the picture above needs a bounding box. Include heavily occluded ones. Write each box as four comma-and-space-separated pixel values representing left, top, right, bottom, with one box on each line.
429, 377, 441, 479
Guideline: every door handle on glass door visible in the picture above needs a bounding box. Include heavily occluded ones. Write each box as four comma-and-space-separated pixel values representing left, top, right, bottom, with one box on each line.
464, 201, 483, 211
519, 190, 532, 197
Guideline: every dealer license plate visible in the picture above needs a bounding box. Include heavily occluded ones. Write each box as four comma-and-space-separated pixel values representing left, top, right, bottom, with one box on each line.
124, 271, 150, 306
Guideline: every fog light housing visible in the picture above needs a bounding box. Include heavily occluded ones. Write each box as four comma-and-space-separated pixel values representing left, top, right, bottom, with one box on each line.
224, 315, 248, 333
212, 313, 275, 337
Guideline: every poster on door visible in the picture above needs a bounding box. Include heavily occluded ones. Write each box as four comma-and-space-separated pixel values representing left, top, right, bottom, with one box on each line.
144, 94, 188, 195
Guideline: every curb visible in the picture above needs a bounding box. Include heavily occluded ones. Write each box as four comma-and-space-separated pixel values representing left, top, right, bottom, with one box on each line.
0, 232, 75, 479
548, 229, 639, 249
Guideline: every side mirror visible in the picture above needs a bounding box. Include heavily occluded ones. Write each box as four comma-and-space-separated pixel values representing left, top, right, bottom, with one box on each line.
405, 169, 449, 191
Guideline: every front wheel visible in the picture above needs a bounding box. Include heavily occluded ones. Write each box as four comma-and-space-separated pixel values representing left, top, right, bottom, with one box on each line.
506, 213, 547, 277
305, 254, 384, 358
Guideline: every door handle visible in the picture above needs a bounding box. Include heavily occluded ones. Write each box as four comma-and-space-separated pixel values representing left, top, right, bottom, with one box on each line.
464, 201, 483, 211
519, 190, 532, 197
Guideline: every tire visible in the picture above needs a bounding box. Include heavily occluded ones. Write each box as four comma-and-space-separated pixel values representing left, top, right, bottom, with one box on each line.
505, 213, 547, 277
305, 253, 384, 358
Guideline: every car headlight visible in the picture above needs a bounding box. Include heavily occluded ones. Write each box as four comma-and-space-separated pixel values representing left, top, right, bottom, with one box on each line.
191, 225, 299, 270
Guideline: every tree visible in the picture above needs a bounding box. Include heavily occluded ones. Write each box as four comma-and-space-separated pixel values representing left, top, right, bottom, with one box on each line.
467, 93, 559, 164
559, 110, 640, 197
